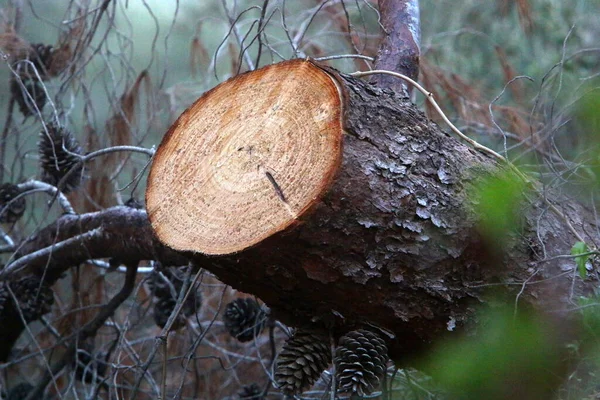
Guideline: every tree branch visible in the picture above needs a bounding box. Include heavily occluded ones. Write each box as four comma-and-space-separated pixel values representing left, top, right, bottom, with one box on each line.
0, 207, 187, 361
10, 207, 188, 281
372, 0, 421, 96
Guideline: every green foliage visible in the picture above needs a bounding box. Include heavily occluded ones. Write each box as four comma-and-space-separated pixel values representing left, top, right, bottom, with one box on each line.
387, 369, 442, 400
571, 241, 591, 279
470, 171, 527, 243
557, 296, 600, 399
579, 295, 600, 345
577, 90, 600, 135
575, 88, 600, 189
421, 307, 562, 400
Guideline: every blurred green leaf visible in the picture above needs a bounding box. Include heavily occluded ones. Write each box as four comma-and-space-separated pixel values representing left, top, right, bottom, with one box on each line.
421, 308, 562, 400
575, 88, 600, 188
579, 296, 600, 344
576, 89, 600, 135
571, 241, 590, 279
562, 296, 600, 399
470, 171, 527, 243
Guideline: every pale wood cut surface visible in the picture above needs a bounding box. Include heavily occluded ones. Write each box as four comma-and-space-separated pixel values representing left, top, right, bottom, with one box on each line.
146, 59, 344, 255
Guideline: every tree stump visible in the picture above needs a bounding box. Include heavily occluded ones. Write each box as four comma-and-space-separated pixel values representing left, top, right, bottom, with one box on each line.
147, 59, 344, 255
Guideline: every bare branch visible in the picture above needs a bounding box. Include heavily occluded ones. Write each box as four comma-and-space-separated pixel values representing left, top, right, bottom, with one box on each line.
18, 180, 75, 215
24, 262, 138, 400
7, 207, 188, 280
372, 0, 421, 95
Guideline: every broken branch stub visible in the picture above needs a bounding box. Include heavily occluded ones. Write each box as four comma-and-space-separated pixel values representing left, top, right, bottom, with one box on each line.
146, 59, 344, 255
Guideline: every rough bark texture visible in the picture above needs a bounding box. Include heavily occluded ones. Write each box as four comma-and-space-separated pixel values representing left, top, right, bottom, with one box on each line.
1, 73, 597, 364
185, 74, 597, 361
373, 0, 421, 95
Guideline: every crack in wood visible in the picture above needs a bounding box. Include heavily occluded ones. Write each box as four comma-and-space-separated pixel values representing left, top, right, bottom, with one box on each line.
264, 170, 287, 204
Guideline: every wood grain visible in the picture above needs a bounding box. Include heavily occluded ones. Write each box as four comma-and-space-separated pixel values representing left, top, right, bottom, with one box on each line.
146, 59, 344, 255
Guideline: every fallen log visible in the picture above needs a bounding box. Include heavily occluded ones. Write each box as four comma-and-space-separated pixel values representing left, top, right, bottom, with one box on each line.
2, 60, 595, 365
144, 59, 597, 361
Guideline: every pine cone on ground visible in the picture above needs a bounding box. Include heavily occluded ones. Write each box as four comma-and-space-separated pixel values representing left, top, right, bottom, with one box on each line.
10, 78, 47, 117
0, 183, 26, 223
6, 382, 33, 400
223, 298, 266, 342
275, 329, 332, 395
38, 123, 85, 193
238, 383, 263, 399
153, 296, 181, 329
147, 265, 201, 330
8, 275, 54, 322
334, 329, 389, 397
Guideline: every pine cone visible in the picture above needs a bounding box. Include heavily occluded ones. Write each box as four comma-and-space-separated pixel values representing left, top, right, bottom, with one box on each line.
223, 298, 266, 342
147, 265, 201, 330
30, 43, 54, 77
8, 275, 54, 322
0, 183, 26, 223
6, 382, 33, 400
334, 329, 389, 397
238, 383, 263, 399
275, 329, 331, 395
10, 78, 46, 117
38, 123, 85, 193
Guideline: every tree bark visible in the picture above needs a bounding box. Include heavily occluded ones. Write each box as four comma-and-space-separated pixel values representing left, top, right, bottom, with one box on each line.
2, 70, 596, 364
373, 0, 421, 95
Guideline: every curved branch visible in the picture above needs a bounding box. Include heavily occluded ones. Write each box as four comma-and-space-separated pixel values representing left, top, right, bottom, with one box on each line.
9, 207, 188, 281
18, 180, 75, 215
1, 229, 103, 277
24, 262, 138, 400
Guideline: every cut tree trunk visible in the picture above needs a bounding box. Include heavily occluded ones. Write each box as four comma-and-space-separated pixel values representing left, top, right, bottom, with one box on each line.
2, 60, 596, 364
146, 60, 344, 255
144, 59, 597, 361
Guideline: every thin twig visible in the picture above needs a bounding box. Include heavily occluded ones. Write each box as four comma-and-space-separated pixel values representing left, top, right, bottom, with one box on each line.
48, 144, 155, 206
18, 180, 75, 214
315, 54, 375, 62
0, 97, 15, 183
254, 0, 270, 68
24, 262, 138, 400
221, 0, 257, 71
131, 265, 203, 400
